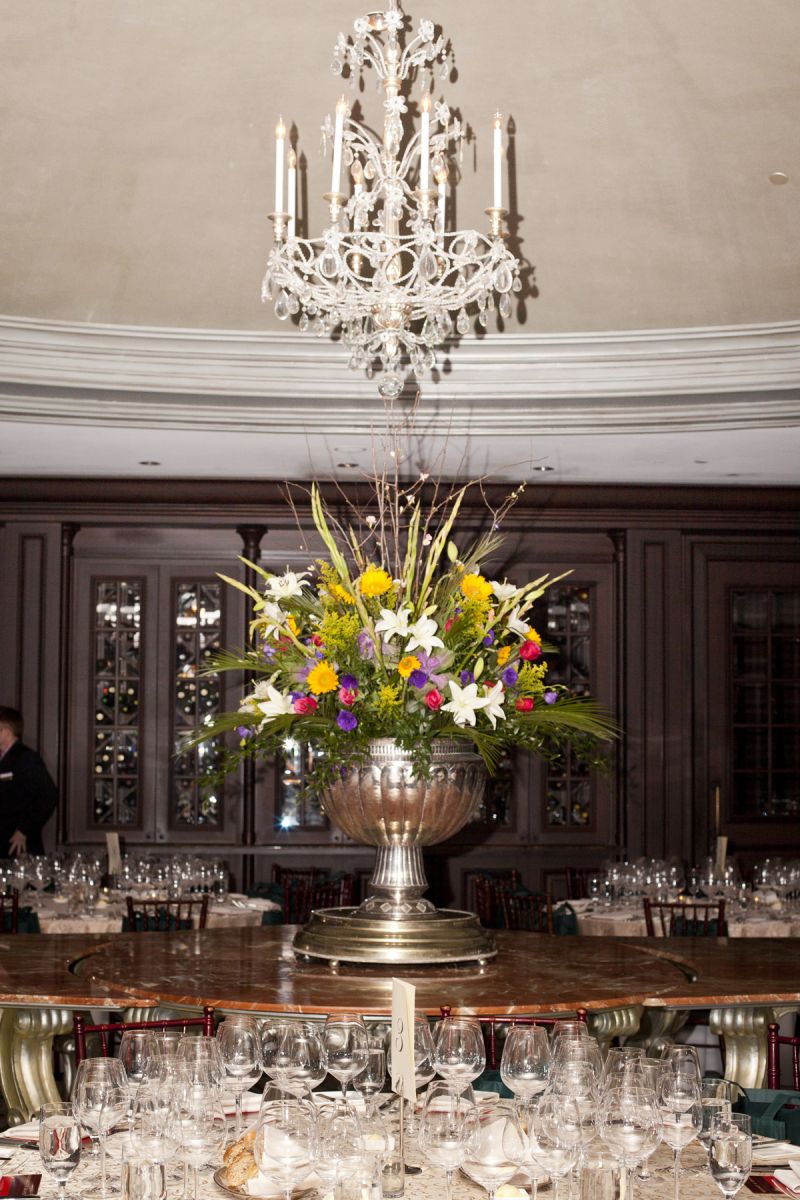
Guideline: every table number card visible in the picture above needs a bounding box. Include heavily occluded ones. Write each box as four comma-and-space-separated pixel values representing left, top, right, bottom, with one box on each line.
105, 833, 122, 878
390, 977, 416, 1101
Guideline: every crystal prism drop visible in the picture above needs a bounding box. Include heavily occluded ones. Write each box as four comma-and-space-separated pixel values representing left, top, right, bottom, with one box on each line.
499, 292, 512, 319
456, 308, 470, 336
512, 276, 523, 293
378, 373, 404, 400
493, 263, 513, 293
298, 313, 309, 332
419, 249, 439, 282
274, 290, 290, 320
478, 309, 489, 328
434, 310, 453, 339
421, 316, 437, 345
318, 248, 339, 279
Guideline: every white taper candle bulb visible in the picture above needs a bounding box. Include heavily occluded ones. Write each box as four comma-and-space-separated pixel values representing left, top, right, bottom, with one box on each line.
331, 96, 347, 194
275, 117, 286, 213
492, 111, 503, 210
287, 149, 297, 237
420, 93, 431, 194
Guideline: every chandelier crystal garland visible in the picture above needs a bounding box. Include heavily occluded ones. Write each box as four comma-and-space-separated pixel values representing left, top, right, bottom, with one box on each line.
262, 0, 521, 400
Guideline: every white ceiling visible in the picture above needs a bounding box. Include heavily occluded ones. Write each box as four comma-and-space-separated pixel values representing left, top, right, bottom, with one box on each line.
0, 0, 799, 484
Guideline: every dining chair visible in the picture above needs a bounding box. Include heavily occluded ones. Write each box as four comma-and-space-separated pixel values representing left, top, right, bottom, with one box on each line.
565, 867, 596, 900
472, 871, 522, 928
0, 888, 19, 934
125, 894, 209, 931
289, 874, 355, 924
499, 890, 554, 934
642, 897, 727, 937
767, 1022, 800, 1089
73, 1006, 216, 1065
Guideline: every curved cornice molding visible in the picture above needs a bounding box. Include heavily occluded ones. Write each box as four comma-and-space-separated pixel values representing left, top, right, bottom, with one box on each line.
1, 315, 799, 435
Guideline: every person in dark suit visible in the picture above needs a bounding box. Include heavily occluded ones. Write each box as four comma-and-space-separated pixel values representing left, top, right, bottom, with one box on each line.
0, 706, 58, 856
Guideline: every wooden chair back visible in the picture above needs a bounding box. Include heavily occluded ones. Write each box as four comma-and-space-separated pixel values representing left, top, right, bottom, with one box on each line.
125, 894, 209, 931
289, 874, 355, 924
767, 1022, 800, 1089
472, 871, 522, 928
73, 1006, 215, 1066
0, 888, 19, 934
642, 898, 727, 937
500, 891, 554, 934
565, 868, 595, 900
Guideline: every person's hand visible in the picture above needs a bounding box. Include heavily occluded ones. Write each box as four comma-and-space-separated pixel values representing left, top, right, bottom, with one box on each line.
9, 830, 26, 857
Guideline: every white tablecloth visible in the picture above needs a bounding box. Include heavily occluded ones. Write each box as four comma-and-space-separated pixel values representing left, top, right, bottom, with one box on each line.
27, 893, 279, 934
569, 898, 800, 938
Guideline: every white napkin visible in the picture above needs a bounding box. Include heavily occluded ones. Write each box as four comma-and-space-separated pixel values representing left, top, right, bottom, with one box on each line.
752, 1141, 799, 1164
775, 1170, 800, 1194
1, 1120, 39, 1141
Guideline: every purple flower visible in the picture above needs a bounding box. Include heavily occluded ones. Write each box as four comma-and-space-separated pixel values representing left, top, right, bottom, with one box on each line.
337, 710, 358, 732
501, 667, 519, 688
417, 652, 448, 687
357, 630, 375, 660
289, 690, 304, 702
235, 725, 253, 739
341, 673, 358, 690
544, 690, 558, 705
409, 669, 428, 689
483, 631, 496, 647
261, 642, 276, 661
297, 663, 312, 681
460, 669, 474, 686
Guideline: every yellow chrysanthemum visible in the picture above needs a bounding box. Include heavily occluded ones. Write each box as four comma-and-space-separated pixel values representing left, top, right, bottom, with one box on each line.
525, 628, 542, 645
359, 567, 393, 597
496, 645, 511, 666
306, 660, 339, 695
460, 573, 493, 603
397, 655, 422, 679
330, 582, 356, 605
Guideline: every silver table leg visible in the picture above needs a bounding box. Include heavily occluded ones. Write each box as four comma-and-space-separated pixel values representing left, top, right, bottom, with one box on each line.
0, 1007, 73, 1124
709, 1005, 800, 1088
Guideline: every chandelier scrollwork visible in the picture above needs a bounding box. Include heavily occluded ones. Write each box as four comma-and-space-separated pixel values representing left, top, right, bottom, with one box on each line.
263, 0, 521, 399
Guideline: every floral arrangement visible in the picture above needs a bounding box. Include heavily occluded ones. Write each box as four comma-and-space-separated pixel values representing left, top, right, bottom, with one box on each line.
195, 475, 615, 783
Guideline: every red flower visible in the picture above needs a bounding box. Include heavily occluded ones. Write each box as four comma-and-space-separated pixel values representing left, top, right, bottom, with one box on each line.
293, 696, 318, 714
338, 687, 358, 706
519, 640, 542, 662
311, 633, 324, 647
444, 618, 454, 633
425, 688, 444, 711
515, 696, 534, 713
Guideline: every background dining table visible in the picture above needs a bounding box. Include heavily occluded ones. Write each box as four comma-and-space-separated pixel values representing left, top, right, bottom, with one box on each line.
21, 892, 280, 934
568, 898, 800, 939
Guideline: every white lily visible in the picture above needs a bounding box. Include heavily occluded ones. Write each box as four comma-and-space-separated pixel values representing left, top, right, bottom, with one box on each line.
405, 615, 445, 657
490, 579, 519, 602
257, 600, 289, 640
506, 605, 531, 637
374, 605, 412, 642
265, 569, 309, 601
481, 681, 507, 729
257, 686, 295, 725
441, 680, 489, 727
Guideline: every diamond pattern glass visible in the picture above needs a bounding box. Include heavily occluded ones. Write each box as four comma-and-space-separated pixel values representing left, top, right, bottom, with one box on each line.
170, 580, 223, 826
91, 580, 142, 825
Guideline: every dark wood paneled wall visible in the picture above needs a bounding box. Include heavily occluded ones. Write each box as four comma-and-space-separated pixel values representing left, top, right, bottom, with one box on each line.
1, 478, 799, 898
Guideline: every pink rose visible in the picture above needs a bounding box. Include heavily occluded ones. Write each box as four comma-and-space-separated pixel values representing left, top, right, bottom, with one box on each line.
519, 640, 542, 662
425, 688, 444, 711
338, 687, 358, 705
515, 697, 534, 713
293, 696, 318, 714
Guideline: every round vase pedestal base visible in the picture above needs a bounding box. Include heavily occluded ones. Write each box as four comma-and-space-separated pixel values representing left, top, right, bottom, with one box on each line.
292, 907, 497, 967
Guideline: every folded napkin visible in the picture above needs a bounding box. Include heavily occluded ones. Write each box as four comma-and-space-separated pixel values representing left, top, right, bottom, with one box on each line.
775, 1170, 800, 1194
0, 1123, 39, 1143
753, 1142, 800, 1165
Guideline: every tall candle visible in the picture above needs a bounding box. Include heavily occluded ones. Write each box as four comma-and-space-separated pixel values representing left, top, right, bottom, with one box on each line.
420, 93, 431, 192
331, 96, 347, 193
492, 111, 503, 209
287, 149, 297, 237
435, 160, 447, 237
275, 117, 286, 213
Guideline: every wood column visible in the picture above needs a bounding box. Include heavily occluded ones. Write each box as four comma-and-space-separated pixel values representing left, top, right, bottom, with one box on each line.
236, 525, 268, 891
56, 524, 80, 845
611, 529, 627, 856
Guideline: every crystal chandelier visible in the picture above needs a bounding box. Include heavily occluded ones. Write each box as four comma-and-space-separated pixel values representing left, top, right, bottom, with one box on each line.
262, 0, 521, 400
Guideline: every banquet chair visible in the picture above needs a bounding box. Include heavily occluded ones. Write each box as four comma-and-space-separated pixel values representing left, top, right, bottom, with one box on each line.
125, 894, 209, 931
472, 871, 522, 928
0, 888, 19, 934
767, 1022, 800, 1089
73, 1006, 216, 1066
271, 864, 321, 887
289, 874, 355, 924
643, 898, 727, 937
500, 890, 554, 934
565, 867, 595, 901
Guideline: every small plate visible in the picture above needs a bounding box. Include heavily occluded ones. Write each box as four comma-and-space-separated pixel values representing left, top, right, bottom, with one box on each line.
213, 1169, 315, 1199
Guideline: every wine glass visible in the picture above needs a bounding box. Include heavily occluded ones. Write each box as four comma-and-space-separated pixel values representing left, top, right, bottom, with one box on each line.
315, 1100, 365, 1195
273, 1023, 327, 1098
40, 1101, 82, 1199
500, 1025, 550, 1102
322, 1013, 369, 1102
128, 1080, 180, 1166
596, 1084, 661, 1200
461, 1098, 525, 1200
418, 1082, 479, 1200
173, 1076, 227, 1200
216, 1015, 262, 1138
433, 1016, 486, 1086
261, 1020, 297, 1082
254, 1098, 318, 1200
710, 1113, 752, 1198
73, 1057, 129, 1200
176, 1035, 225, 1088
117, 1031, 157, 1134
354, 1046, 386, 1114
119, 1150, 167, 1200
658, 1090, 701, 1200
525, 1097, 579, 1196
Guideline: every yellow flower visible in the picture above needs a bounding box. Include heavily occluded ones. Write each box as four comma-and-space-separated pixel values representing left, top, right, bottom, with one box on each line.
330, 582, 356, 605
460, 573, 493, 603
496, 645, 511, 666
359, 567, 393, 597
287, 615, 300, 637
397, 655, 422, 679
306, 660, 339, 695
525, 628, 542, 645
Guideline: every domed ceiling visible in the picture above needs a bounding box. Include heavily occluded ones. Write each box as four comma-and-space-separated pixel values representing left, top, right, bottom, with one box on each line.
0, 0, 798, 482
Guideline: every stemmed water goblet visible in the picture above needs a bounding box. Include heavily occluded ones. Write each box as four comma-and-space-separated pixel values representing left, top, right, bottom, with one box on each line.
315, 1100, 365, 1197
73, 1057, 130, 1200
461, 1099, 525, 1200
173, 1076, 227, 1200
254, 1097, 318, 1200
216, 1015, 262, 1138
322, 1013, 369, 1103
433, 1016, 486, 1086
418, 1081, 479, 1200
117, 1031, 157, 1135
272, 1023, 327, 1098
500, 1025, 550, 1102
353, 1044, 386, 1114
176, 1035, 225, 1088
525, 1096, 579, 1198
709, 1113, 752, 1198
658, 1083, 701, 1200
40, 1101, 82, 1200
596, 1083, 661, 1200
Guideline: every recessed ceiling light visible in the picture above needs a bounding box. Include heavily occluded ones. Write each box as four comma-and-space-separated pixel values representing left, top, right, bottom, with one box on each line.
532, 465, 555, 473
769, 172, 789, 185
694, 459, 708, 464
337, 462, 359, 469
138, 460, 161, 466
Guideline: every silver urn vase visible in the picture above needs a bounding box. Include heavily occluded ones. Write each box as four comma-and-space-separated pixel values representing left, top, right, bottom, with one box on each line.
292, 738, 497, 966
